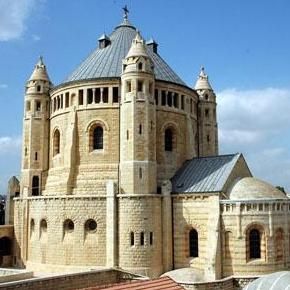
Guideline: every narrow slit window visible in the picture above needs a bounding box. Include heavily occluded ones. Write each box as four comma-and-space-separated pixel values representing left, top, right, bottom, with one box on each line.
130, 232, 134, 246
140, 232, 144, 246
150, 232, 153, 245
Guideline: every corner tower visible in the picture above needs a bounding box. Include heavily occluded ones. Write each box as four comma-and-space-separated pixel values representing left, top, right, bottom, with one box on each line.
21, 57, 52, 196
195, 67, 218, 156
119, 31, 162, 277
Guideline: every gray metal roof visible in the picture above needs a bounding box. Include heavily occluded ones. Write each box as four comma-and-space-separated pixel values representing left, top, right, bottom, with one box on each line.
64, 20, 186, 86
171, 154, 241, 193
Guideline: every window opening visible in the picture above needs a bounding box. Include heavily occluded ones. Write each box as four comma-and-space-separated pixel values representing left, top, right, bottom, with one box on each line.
249, 229, 261, 259
32, 176, 40, 196
113, 87, 119, 103
189, 229, 198, 257
130, 232, 134, 246
140, 232, 144, 246
93, 126, 103, 149
103, 87, 109, 103
165, 128, 173, 151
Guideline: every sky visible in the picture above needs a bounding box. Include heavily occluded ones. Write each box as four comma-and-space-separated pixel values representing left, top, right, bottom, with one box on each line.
0, 0, 290, 193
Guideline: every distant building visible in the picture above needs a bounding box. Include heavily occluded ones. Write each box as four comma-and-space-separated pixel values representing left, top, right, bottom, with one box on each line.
3, 8, 290, 290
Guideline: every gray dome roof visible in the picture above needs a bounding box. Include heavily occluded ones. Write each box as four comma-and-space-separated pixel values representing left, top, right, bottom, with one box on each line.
244, 271, 290, 290
64, 19, 185, 86
161, 267, 205, 283
229, 177, 287, 201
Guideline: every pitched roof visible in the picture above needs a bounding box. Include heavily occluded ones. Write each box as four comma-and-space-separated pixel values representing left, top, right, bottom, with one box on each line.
64, 20, 185, 86
82, 276, 184, 290
171, 154, 241, 193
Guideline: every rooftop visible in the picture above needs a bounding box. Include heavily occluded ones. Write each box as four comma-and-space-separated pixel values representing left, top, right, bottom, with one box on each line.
171, 153, 241, 193
64, 13, 186, 86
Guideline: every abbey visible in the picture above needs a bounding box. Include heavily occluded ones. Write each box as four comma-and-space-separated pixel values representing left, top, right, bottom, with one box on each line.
10, 10, 290, 283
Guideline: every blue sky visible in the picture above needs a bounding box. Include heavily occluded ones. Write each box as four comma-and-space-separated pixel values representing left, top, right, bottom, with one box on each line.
0, 0, 290, 193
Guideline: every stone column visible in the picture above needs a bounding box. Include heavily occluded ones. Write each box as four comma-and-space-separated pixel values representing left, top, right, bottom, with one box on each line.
162, 180, 173, 272
106, 180, 117, 267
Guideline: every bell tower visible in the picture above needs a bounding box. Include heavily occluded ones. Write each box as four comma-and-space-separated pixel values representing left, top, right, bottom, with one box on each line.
21, 57, 52, 196
195, 67, 218, 156
118, 31, 163, 277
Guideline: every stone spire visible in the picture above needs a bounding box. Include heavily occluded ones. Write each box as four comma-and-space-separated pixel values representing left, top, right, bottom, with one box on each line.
195, 67, 213, 91
126, 31, 149, 59
28, 56, 51, 82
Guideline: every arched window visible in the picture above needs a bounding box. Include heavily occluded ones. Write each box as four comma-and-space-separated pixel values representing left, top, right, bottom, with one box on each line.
40, 219, 47, 239
249, 229, 261, 259
189, 229, 198, 257
32, 176, 39, 196
165, 128, 173, 151
93, 126, 103, 150
30, 219, 35, 238
85, 219, 97, 233
53, 129, 60, 156
64, 219, 74, 233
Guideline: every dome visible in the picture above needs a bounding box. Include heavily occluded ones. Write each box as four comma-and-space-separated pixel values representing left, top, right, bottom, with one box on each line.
244, 271, 290, 290
229, 177, 287, 200
161, 268, 205, 283
64, 18, 185, 86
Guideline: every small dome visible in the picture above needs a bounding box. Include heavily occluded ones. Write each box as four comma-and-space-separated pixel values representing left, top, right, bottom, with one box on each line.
244, 271, 290, 290
161, 268, 205, 283
229, 177, 287, 200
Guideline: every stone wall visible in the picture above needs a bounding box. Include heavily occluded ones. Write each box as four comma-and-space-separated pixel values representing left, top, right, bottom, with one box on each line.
221, 200, 290, 277
0, 269, 140, 290
173, 194, 221, 279
118, 195, 163, 278
14, 196, 107, 270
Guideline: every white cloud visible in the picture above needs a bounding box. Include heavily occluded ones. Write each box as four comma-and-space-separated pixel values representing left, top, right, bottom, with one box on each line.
0, 0, 38, 41
0, 136, 22, 154
217, 87, 290, 192
0, 84, 8, 89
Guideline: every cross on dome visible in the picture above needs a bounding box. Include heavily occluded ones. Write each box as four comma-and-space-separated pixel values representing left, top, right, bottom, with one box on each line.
122, 5, 129, 19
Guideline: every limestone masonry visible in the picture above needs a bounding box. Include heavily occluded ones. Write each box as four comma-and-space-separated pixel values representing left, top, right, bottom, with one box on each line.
4, 9, 290, 289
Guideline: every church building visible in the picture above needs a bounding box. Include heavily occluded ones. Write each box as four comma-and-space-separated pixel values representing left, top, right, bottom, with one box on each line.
7, 8, 290, 285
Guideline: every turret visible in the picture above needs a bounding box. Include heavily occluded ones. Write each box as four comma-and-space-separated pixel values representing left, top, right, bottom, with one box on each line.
195, 67, 218, 156
21, 57, 52, 196
120, 31, 156, 194
118, 30, 163, 277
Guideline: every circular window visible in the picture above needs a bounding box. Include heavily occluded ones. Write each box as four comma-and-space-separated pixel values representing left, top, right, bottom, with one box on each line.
64, 219, 74, 232
85, 219, 97, 232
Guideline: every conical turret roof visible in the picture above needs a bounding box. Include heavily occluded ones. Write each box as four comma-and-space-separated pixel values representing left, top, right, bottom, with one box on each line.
126, 31, 149, 59
194, 67, 213, 90
29, 56, 51, 82
64, 15, 185, 86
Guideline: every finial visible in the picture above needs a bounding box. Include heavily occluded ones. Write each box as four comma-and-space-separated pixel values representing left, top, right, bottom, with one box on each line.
122, 5, 129, 19
37, 55, 44, 66
200, 66, 207, 77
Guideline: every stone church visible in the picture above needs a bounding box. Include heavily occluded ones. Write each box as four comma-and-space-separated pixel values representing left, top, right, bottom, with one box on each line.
7, 8, 290, 285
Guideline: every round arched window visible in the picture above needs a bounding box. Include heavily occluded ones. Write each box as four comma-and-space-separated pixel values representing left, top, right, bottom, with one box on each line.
64, 219, 74, 232
85, 219, 97, 232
